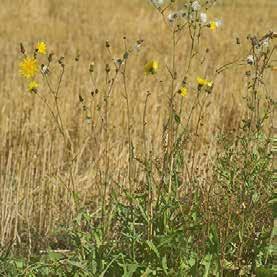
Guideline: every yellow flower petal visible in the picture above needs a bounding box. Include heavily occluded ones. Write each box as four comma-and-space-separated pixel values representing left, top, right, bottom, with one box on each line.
197, 77, 206, 86
28, 81, 39, 92
209, 21, 217, 31
197, 76, 213, 87
144, 60, 159, 75
19, 56, 38, 79
36, 41, 47, 55
178, 87, 188, 97
207, 81, 213, 87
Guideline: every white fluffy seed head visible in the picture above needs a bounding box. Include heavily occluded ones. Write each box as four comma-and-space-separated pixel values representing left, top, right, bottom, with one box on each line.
150, 0, 164, 8
200, 12, 208, 24
246, 55, 255, 65
215, 19, 223, 27
191, 1, 201, 11
167, 12, 178, 23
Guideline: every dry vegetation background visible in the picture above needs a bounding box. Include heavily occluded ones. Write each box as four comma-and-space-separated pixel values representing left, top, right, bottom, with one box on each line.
0, 0, 276, 251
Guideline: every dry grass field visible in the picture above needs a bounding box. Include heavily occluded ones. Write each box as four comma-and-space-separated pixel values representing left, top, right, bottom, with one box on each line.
0, 0, 276, 275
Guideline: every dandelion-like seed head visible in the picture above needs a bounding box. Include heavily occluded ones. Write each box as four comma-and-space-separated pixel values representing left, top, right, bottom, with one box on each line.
262, 38, 269, 47
215, 19, 223, 27
41, 64, 49, 75
150, 0, 164, 8
132, 39, 144, 52
36, 41, 47, 55
259, 37, 270, 53
167, 12, 178, 23
19, 56, 38, 79
28, 81, 39, 93
200, 12, 208, 24
144, 60, 159, 75
246, 55, 255, 65
191, 1, 201, 11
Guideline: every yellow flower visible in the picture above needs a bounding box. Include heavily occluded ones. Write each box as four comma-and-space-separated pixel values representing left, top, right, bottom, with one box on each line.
197, 77, 213, 87
178, 87, 188, 97
36, 41, 47, 54
209, 21, 217, 31
209, 19, 222, 31
28, 81, 39, 92
19, 56, 38, 79
144, 60, 159, 75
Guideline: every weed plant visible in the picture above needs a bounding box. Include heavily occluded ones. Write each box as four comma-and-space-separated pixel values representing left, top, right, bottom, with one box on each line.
0, 0, 276, 276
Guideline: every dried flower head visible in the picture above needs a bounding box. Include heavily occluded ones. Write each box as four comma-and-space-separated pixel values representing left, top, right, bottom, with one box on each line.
132, 39, 144, 52
41, 64, 49, 75
20, 43, 25, 54
246, 55, 255, 65
89, 62, 95, 73
168, 12, 179, 23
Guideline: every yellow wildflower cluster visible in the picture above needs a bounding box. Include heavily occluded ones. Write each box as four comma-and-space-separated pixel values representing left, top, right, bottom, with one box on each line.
177, 77, 214, 98
19, 41, 47, 93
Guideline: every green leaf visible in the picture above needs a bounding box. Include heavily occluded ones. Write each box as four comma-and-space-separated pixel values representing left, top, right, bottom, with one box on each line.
47, 252, 64, 261
222, 259, 238, 270
138, 204, 148, 222
209, 224, 220, 254
67, 260, 85, 269
15, 260, 24, 269
252, 191, 259, 203
201, 254, 213, 277
256, 267, 276, 277
146, 240, 160, 258
122, 263, 139, 276
174, 113, 181, 124
162, 256, 168, 274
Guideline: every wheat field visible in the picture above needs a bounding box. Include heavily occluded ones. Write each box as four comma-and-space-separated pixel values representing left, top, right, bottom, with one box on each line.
0, 0, 276, 272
